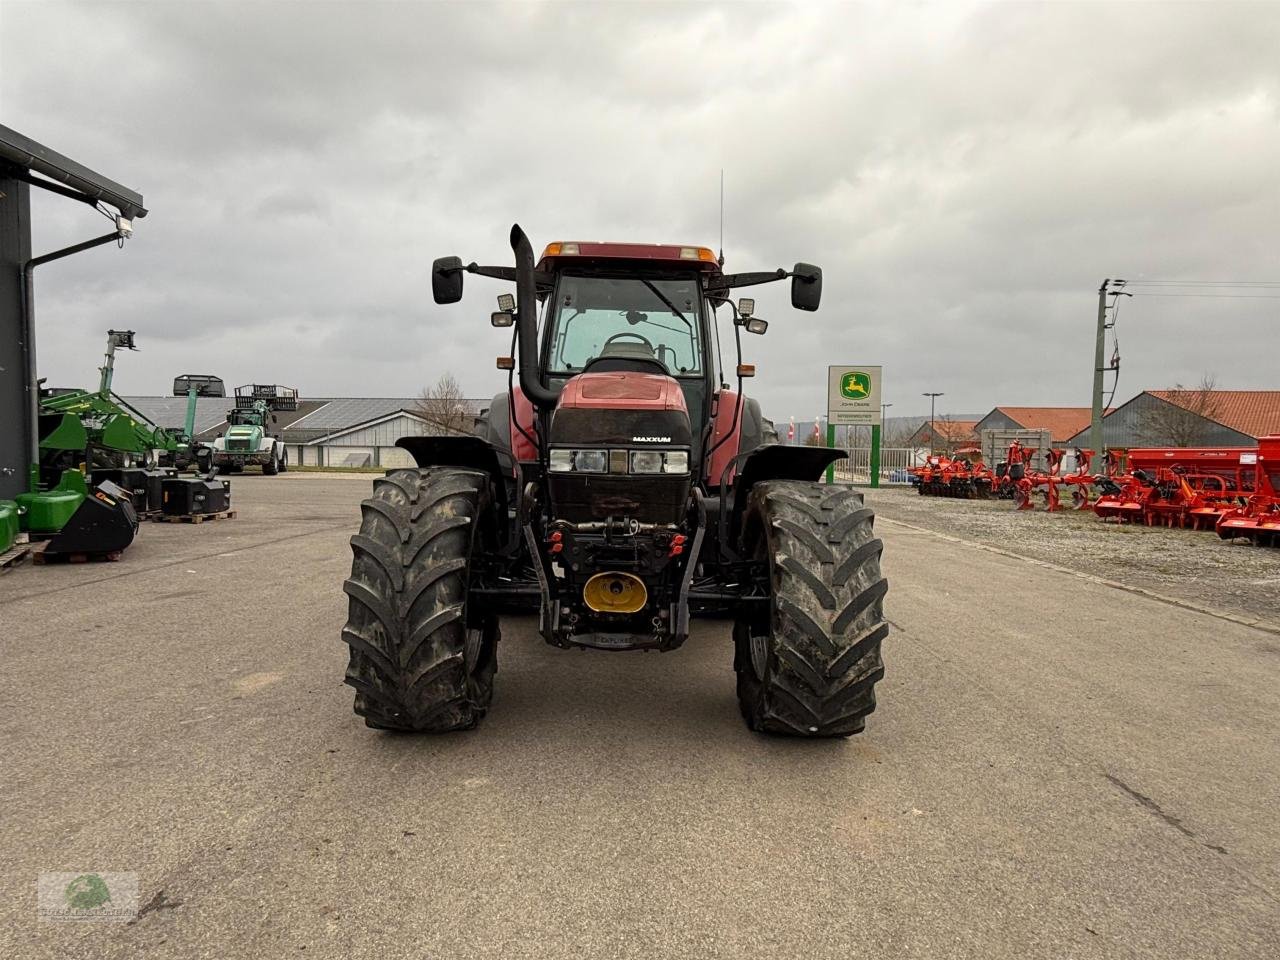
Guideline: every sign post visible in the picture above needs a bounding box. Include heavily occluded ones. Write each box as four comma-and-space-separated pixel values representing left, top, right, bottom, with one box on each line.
827, 365, 883, 487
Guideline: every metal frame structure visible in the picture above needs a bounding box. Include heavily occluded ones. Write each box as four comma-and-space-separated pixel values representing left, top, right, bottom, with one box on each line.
0, 124, 145, 499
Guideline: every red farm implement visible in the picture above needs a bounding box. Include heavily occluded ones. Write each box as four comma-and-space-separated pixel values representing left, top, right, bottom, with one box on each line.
1217, 436, 1280, 546
1002, 445, 1095, 512
993, 440, 1036, 502
910, 447, 994, 499
1094, 447, 1255, 529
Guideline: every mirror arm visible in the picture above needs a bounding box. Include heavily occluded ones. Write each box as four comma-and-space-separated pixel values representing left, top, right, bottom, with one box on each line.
465, 263, 555, 294
715, 268, 788, 291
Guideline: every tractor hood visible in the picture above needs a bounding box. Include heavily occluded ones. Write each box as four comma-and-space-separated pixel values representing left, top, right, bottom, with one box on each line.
552, 372, 691, 447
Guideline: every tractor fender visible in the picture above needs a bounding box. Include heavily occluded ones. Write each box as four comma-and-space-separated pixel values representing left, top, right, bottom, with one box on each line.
722, 443, 846, 550
395, 435, 513, 519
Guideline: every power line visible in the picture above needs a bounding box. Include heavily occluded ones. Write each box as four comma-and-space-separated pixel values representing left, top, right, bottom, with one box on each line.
1126, 292, 1280, 299
1122, 280, 1280, 287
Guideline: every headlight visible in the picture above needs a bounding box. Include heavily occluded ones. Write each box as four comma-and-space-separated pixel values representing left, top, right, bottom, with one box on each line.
630, 451, 664, 474
550, 448, 607, 473
575, 449, 608, 473
663, 451, 689, 474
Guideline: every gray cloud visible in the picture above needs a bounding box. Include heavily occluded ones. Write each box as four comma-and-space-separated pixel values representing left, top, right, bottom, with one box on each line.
2, 0, 1277, 423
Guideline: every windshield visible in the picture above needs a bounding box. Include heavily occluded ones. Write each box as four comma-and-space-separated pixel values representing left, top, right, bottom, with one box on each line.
546, 274, 703, 376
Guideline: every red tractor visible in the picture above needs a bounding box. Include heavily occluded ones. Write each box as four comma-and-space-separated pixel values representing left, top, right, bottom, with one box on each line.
340, 226, 888, 737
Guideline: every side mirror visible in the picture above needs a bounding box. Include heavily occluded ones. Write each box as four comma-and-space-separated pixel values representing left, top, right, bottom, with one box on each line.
432, 256, 464, 304
790, 262, 822, 312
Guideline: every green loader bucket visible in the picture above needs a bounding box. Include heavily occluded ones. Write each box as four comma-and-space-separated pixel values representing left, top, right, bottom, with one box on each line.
101, 413, 147, 454
38, 412, 88, 453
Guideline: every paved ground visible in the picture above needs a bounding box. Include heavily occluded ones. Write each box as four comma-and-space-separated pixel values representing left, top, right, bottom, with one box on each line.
3, 475, 1278, 959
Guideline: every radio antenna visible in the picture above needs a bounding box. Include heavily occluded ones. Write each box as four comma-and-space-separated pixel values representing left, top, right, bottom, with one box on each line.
718, 169, 725, 267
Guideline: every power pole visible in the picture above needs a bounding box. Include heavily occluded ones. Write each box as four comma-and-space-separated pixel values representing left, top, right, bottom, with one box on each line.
1089, 279, 1109, 454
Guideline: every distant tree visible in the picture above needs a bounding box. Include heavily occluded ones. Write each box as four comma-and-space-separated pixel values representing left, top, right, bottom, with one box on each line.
932, 414, 962, 454
414, 373, 471, 436
1138, 374, 1224, 446
882, 420, 920, 449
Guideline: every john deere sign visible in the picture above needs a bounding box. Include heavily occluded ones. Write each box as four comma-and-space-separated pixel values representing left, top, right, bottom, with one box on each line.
828, 365, 883, 425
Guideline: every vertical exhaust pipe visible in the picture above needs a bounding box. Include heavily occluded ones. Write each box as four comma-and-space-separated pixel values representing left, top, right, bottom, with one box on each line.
509, 224, 561, 411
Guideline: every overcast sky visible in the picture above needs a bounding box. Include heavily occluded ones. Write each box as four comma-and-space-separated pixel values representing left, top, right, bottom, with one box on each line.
2, 0, 1277, 422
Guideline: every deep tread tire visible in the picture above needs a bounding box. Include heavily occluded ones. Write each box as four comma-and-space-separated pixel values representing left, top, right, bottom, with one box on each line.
341, 468, 498, 732
263, 450, 279, 475
734, 481, 888, 737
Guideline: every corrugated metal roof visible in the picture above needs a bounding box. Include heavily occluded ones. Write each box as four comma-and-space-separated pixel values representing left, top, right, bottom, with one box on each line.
1149, 390, 1280, 439
121, 396, 488, 442
121, 396, 229, 434
288, 398, 422, 431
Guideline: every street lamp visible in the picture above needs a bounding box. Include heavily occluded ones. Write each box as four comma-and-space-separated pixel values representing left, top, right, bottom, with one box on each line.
922, 392, 944, 448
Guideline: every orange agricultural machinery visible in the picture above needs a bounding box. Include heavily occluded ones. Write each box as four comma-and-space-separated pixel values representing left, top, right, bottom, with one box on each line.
910, 447, 994, 498
1093, 447, 1255, 529
1217, 436, 1280, 546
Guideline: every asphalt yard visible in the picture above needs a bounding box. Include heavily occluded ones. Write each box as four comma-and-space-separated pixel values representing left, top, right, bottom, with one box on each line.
4, 474, 1278, 959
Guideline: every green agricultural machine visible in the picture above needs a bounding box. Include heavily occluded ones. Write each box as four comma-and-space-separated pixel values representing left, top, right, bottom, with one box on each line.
13, 329, 154, 555
166, 374, 224, 471
211, 384, 297, 475
37, 330, 178, 480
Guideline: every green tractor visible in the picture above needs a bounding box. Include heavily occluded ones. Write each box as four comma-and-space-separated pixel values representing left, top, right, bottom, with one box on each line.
210, 385, 297, 475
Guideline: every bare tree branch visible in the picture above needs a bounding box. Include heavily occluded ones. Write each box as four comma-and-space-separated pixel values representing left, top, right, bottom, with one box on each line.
413, 373, 471, 436
1138, 373, 1223, 446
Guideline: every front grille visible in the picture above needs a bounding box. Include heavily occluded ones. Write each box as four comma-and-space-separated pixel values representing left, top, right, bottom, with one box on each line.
226, 440, 252, 452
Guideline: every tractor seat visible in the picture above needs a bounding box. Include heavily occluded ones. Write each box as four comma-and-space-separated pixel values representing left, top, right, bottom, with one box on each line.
582, 342, 670, 376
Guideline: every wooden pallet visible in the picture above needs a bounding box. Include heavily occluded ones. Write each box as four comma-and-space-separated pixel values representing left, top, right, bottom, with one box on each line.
31, 540, 123, 564
150, 509, 237, 524
0, 537, 31, 572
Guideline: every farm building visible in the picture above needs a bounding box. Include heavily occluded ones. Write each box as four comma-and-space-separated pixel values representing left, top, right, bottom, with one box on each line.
973, 406, 1096, 445
123, 395, 486, 467
907, 419, 979, 450
1066, 390, 1280, 448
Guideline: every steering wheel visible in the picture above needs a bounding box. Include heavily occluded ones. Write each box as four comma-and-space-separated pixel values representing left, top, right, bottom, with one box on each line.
602, 332, 655, 352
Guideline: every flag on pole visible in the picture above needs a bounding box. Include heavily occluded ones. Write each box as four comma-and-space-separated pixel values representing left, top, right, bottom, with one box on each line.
787, 416, 795, 442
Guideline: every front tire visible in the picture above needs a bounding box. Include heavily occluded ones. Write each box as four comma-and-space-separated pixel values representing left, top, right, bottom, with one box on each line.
734, 481, 888, 737
341, 468, 498, 732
